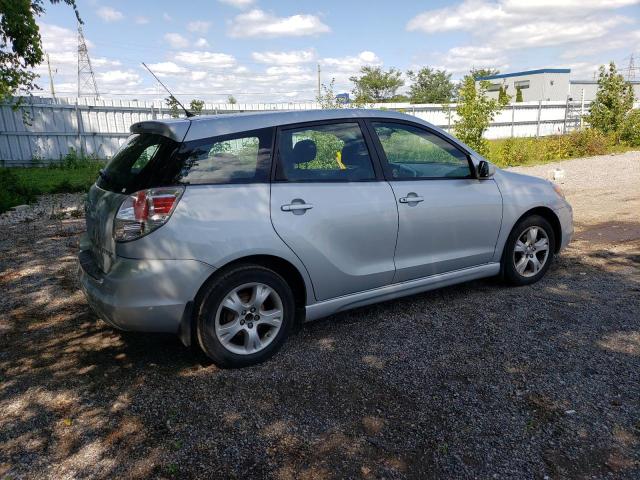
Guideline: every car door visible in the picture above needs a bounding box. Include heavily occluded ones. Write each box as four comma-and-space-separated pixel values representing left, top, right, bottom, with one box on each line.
367, 120, 503, 283
270, 120, 398, 301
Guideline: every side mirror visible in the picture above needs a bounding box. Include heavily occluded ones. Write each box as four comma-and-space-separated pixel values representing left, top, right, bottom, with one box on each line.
477, 160, 495, 178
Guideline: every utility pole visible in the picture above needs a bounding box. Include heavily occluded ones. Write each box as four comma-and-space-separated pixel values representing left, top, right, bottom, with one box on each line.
77, 24, 99, 98
46, 53, 56, 99
317, 63, 321, 100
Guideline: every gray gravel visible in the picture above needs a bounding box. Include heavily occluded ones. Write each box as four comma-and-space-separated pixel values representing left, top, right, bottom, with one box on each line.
1, 152, 639, 479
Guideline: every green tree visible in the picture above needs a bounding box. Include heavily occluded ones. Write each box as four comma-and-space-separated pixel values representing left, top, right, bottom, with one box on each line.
227, 95, 237, 104
470, 68, 500, 79
349, 66, 405, 103
165, 95, 180, 118
498, 85, 510, 103
586, 62, 634, 139
406, 67, 454, 104
1, 0, 80, 103
189, 98, 205, 114
515, 86, 523, 102
453, 75, 508, 156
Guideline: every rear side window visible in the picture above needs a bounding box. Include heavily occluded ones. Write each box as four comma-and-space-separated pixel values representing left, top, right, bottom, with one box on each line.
276, 122, 375, 182
177, 128, 273, 184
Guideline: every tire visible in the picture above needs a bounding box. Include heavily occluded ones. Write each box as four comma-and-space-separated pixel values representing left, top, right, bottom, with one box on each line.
503, 214, 555, 286
196, 265, 295, 368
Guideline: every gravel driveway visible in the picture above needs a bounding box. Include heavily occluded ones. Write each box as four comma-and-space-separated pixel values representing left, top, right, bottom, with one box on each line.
1, 151, 639, 479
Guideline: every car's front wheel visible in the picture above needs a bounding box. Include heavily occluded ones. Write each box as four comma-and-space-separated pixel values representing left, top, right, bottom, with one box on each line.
503, 214, 555, 286
196, 265, 295, 368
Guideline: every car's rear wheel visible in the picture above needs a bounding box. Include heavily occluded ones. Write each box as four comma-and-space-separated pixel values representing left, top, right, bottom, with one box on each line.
503, 215, 555, 286
196, 265, 294, 368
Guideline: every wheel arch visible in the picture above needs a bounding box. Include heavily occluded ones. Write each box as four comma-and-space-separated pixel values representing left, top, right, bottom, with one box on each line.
513, 206, 562, 253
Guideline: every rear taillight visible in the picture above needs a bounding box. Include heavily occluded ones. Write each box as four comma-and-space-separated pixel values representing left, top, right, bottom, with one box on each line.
113, 186, 184, 242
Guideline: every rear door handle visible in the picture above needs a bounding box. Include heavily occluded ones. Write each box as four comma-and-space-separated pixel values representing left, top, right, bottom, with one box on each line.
281, 203, 314, 212
398, 196, 424, 204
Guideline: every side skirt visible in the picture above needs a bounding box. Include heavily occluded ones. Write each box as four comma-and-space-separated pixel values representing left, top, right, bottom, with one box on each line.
304, 263, 500, 322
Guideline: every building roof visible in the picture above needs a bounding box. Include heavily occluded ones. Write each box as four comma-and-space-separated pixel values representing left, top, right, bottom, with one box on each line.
477, 68, 571, 81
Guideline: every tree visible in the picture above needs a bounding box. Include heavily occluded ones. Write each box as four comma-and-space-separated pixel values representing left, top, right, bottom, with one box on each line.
453, 75, 508, 156
349, 66, 404, 103
165, 95, 180, 118
498, 85, 510, 103
189, 98, 205, 114
406, 67, 454, 104
316, 78, 343, 109
1, 0, 80, 103
227, 95, 237, 104
470, 68, 500, 79
515, 86, 523, 102
586, 62, 634, 139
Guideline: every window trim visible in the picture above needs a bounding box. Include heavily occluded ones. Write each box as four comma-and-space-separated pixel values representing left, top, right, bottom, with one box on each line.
174, 127, 276, 186
363, 118, 478, 181
271, 118, 385, 183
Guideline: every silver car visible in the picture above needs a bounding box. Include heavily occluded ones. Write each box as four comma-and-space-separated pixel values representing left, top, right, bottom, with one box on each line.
79, 110, 573, 368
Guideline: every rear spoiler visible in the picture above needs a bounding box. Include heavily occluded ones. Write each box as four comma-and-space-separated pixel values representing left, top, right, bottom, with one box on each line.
130, 120, 191, 143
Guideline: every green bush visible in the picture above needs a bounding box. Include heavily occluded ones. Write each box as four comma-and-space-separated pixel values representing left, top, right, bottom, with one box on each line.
621, 109, 640, 147
0, 169, 37, 213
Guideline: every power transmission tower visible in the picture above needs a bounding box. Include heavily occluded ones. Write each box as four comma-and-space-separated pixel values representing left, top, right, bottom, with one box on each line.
77, 24, 99, 98
46, 53, 56, 99
626, 53, 636, 81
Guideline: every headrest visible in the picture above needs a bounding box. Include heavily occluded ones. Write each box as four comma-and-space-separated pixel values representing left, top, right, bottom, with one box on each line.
341, 142, 369, 166
292, 139, 317, 165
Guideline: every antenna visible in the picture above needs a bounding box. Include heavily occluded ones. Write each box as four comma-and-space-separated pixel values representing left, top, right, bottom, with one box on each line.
77, 24, 99, 98
141, 62, 194, 117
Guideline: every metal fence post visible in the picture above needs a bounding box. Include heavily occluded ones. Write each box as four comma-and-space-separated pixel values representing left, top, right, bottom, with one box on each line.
536, 100, 542, 137
75, 98, 83, 155
562, 97, 569, 134
511, 104, 515, 137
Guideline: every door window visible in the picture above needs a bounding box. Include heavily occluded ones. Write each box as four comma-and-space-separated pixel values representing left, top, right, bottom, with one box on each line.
372, 122, 472, 179
276, 122, 375, 181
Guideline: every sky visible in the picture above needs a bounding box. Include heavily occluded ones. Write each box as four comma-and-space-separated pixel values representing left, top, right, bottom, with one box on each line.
34, 0, 640, 103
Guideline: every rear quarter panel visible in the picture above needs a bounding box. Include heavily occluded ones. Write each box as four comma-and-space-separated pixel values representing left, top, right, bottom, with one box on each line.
115, 184, 316, 302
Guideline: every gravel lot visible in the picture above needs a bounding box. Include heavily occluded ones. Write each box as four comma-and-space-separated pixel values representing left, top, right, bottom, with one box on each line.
1, 151, 639, 479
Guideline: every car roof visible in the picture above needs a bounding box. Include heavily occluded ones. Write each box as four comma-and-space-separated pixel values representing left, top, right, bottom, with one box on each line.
130, 109, 436, 143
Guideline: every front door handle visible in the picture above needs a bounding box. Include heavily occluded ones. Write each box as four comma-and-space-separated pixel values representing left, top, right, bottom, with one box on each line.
281, 203, 314, 212
398, 195, 424, 204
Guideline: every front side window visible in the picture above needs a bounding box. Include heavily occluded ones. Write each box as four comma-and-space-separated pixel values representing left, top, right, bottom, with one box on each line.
276, 122, 375, 182
371, 122, 472, 179
178, 128, 273, 184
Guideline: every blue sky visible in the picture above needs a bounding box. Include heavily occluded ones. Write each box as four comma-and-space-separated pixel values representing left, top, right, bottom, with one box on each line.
35, 0, 640, 103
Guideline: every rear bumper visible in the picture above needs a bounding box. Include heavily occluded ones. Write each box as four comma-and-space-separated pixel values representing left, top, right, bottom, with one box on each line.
554, 204, 573, 252
79, 249, 215, 333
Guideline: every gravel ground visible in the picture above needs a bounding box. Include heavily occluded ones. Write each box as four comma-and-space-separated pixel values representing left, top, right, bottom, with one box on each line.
1, 152, 639, 479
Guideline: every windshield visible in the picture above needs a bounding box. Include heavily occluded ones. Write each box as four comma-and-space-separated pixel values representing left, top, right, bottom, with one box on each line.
96, 134, 180, 193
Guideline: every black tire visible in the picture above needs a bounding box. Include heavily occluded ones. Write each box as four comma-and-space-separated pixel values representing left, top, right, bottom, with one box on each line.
196, 265, 295, 368
503, 214, 555, 286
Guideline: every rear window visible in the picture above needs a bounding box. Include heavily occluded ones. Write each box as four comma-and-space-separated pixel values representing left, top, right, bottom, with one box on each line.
96, 128, 274, 193
97, 133, 180, 193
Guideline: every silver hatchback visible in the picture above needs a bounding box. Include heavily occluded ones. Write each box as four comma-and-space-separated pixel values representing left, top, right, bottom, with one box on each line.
79, 109, 573, 368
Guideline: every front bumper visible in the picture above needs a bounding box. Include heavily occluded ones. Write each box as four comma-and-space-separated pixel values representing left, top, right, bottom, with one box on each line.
79, 249, 215, 333
554, 204, 573, 252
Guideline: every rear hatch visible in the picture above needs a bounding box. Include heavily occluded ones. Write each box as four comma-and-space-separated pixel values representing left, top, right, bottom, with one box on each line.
85, 132, 182, 272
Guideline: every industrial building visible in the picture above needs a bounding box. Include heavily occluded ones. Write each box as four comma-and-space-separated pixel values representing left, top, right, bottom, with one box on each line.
477, 68, 640, 102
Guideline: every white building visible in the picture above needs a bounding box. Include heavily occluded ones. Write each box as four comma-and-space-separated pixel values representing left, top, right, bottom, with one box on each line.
477, 68, 640, 102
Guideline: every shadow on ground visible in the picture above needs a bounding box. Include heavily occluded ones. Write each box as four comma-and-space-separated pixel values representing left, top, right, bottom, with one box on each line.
1, 219, 639, 479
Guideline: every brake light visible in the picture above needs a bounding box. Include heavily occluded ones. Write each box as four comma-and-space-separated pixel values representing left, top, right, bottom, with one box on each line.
114, 187, 184, 242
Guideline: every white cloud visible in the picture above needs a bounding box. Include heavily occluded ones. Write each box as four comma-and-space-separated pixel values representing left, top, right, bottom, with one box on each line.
187, 21, 211, 34
135, 16, 149, 25
146, 62, 188, 76
265, 65, 309, 76
97, 70, 142, 86
434, 46, 510, 75
251, 49, 316, 65
320, 51, 382, 72
228, 9, 330, 38
194, 37, 210, 48
96, 6, 123, 22
164, 33, 190, 49
218, 0, 254, 8
175, 51, 237, 68
163, 12, 173, 22
191, 71, 208, 81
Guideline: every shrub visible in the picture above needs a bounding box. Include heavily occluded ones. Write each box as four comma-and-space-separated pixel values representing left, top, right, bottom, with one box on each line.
586, 62, 634, 140
621, 109, 640, 147
0, 169, 36, 213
